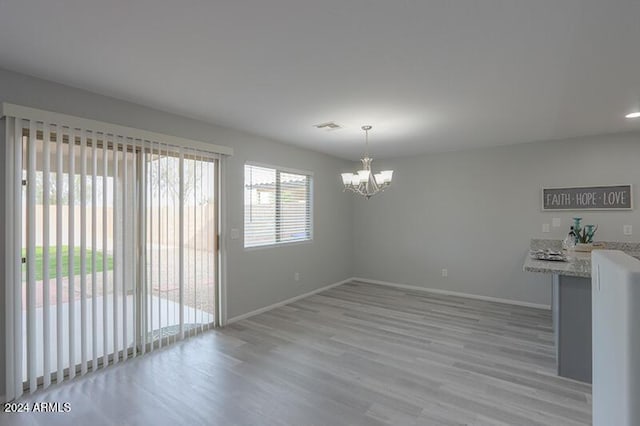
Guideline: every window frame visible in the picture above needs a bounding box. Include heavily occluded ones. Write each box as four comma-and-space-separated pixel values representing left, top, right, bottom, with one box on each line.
243, 161, 314, 250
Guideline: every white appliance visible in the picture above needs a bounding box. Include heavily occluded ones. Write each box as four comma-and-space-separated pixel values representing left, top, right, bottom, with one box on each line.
592, 250, 640, 426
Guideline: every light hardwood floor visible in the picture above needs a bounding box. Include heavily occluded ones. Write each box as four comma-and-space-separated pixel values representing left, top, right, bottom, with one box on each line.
3, 281, 591, 426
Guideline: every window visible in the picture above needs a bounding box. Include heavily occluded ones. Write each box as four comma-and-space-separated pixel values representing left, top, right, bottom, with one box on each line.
244, 163, 312, 248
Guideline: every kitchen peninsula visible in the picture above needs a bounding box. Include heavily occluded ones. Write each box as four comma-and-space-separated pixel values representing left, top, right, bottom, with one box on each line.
524, 239, 640, 383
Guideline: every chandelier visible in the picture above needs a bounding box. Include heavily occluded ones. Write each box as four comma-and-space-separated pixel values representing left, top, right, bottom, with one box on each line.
341, 125, 393, 199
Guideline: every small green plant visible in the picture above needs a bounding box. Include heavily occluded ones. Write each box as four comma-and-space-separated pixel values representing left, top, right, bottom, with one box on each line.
576, 225, 598, 244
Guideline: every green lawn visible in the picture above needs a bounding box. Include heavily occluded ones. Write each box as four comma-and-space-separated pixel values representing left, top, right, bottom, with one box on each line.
22, 246, 114, 281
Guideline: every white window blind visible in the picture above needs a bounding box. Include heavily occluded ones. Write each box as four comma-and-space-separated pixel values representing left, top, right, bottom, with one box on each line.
2, 104, 225, 400
244, 164, 312, 248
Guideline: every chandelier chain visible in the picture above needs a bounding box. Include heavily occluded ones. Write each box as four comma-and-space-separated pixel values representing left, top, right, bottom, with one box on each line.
365, 127, 369, 158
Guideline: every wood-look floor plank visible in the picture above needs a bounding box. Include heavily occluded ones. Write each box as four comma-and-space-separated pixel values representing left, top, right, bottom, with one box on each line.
3, 281, 591, 425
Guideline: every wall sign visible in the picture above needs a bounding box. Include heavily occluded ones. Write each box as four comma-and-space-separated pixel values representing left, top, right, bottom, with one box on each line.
542, 185, 633, 211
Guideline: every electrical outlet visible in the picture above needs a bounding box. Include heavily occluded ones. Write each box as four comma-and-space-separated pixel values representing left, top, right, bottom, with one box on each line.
552, 218, 561, 227
542, 223, 550, 233
442, 269, 448, 278
623, 225, 632, 236
294, 272, 300, 281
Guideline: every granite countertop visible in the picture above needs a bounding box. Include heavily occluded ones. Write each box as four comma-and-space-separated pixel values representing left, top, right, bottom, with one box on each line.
523, 239, 640, 278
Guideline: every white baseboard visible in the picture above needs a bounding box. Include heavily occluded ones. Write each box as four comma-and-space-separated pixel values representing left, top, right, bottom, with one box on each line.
226, 278, 352, 324
352, 277, 551, 310
226, 276, 550, 325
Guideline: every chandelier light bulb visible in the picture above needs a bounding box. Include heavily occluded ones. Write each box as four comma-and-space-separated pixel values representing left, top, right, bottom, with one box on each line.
341, 173, 353, 185
357, 170, 370, 183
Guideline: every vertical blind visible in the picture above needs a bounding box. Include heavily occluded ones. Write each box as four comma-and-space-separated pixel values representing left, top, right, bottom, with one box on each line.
244, 164, 312, 248
3, 107, 224, 401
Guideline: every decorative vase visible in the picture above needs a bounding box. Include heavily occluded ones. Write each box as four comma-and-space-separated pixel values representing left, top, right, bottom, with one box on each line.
572, 217, 582, 244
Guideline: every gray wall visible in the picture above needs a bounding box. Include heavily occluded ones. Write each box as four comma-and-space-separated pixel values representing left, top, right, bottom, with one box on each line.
0, 119, 5, 400
353, 133, 640, 306
0, 68, 354, 396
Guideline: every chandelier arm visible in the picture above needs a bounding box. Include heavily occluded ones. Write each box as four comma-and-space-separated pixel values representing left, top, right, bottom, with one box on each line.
368, 173, 379, 192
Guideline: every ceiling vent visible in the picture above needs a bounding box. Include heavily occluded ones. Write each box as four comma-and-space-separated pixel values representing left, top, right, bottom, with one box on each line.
314, 121, 342, 131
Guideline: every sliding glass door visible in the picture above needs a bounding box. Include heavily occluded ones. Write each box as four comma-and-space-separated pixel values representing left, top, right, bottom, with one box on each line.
145, 150, 217, 346
15, 122, 219, 393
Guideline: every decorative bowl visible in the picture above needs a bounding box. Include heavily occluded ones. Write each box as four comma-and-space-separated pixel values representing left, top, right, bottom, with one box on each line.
573, 243, 604, 252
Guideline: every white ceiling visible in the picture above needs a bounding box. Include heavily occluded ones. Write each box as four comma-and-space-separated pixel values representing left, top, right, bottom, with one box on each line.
1, 0, 639, 160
